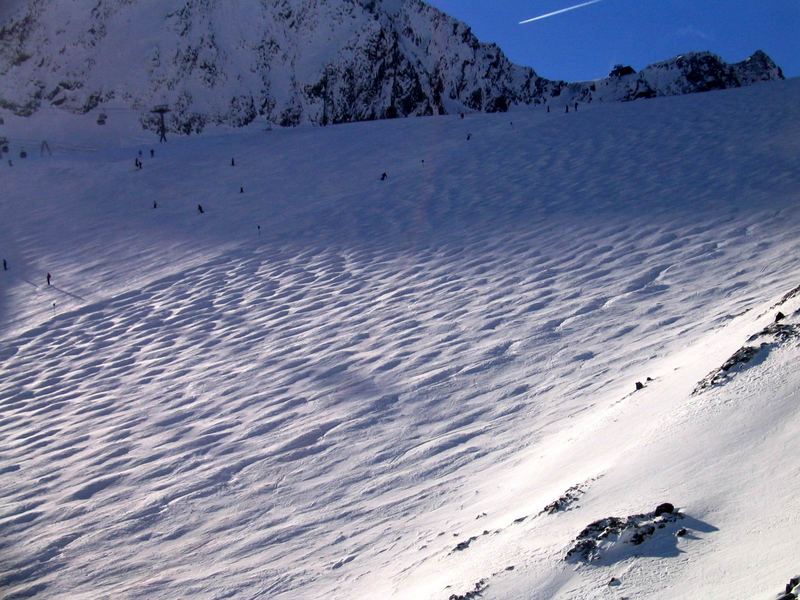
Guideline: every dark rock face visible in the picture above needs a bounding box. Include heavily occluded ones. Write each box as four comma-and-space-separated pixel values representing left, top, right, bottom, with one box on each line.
749, 323, 800, 343
451, 535, 478, 553
654, 503, 674, 517
541, 482, 588, 515
609, 65, 636, 78
566, 506, 684, 562
449, 578, 488, 600
780, 575, 800, 599
733, 49, 785, 84
0, 1, 785, 134
694, 345, 762, 393
774, 284, 800, 307
694, 307, 800, 395
672, 53, 737, 93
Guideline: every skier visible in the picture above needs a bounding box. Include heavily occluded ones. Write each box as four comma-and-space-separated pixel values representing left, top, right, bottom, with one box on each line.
153, 200, 158, 209
150, 149, 154, 158
240, 186, 244, 194
466, 133, 471, 141
231, 157, 235, 167
565, 105, 569, 113
198, 204, 204, 214
380, 172, 388, 181
2, 259, 7, 271
257, 225, 261, 236
547, 105, 550, 113
47, 272, 51, 286
574, 102, 578, 111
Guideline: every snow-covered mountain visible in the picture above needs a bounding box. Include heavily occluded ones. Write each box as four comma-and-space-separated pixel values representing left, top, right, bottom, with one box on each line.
1, 72, 799, 598
0, 0, 784, 132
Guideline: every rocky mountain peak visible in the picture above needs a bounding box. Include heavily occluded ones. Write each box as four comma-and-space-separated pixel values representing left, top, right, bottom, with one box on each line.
0, 0, 785, 133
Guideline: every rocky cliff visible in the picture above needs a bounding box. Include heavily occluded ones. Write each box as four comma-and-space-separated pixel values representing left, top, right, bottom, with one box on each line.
0, 0, 784, 133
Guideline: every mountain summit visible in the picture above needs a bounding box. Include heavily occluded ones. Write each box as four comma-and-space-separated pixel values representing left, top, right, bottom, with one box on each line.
0, 0, 784, 132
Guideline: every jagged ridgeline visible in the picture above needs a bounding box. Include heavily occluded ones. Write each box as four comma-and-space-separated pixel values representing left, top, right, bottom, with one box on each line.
0, 0, 784, 133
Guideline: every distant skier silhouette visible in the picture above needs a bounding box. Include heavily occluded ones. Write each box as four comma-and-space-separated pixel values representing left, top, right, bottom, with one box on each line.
231, 158, 235, 167
565, 105, 569, 113
547, 105, 550, 113
153, 200, 158, 209
150, 149, 154, 158
47, 272, 51, 286
380, 172, 388, 181
240, 186, 244, 193
197, 204, 204, 214
466, 133, 471, 141
2, 259, 7, 271
574, 102, 578, 111
257, 225, 261, 236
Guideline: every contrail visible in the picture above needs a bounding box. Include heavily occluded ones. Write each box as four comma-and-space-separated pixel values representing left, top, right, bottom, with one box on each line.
519, 0, 604, 24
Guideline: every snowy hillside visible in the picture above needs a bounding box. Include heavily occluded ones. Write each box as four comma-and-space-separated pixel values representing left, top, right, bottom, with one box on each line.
0, 0, 783, 132
1, 77, 800, 599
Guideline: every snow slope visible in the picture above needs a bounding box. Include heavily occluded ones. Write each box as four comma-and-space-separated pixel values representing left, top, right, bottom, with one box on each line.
1, 78, 800, 599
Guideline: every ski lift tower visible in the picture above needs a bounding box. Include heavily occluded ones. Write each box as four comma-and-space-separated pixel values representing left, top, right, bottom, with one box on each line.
151, 105, 171, 143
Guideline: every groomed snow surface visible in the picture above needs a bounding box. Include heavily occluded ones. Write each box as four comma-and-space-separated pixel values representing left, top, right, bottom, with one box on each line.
2, 79, 800, 599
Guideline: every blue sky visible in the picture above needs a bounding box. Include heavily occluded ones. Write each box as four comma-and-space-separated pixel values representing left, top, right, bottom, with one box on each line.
425, 0, 800, 81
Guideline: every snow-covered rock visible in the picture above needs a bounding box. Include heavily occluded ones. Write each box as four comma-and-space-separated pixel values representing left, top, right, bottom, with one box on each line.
0, 0, 784, 132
